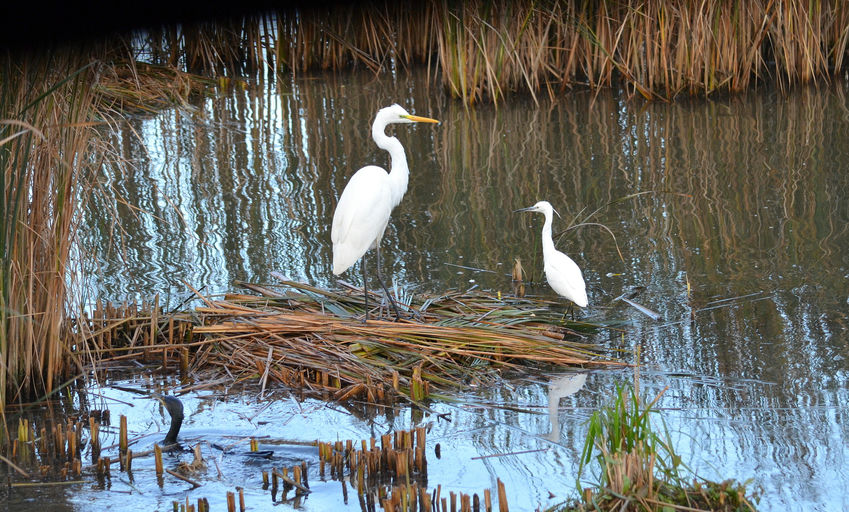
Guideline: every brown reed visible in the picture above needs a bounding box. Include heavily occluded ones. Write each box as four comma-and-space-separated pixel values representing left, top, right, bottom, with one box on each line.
185, 279, 621, 401
129, 1, 849, 102
313, 426, 506, 511
95, 60, 215, 115
0, 50, 106, 412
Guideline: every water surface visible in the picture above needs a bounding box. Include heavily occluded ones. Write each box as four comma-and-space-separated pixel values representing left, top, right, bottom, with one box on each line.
17, 71, 849, 510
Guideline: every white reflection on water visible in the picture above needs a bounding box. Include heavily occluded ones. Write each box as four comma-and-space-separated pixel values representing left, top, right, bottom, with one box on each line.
546, 373, 587, 442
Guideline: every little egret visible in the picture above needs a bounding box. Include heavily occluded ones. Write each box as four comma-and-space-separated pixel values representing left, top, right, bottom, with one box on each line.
515, 200, 588, 309
331, 104, 439, 321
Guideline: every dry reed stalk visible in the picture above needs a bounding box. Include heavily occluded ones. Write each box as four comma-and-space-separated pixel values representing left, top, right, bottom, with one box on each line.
182, 280, 623, 401
496, 478, 508, 512
1, 51, 105, 411
115, 1, 849, 102
153, 443, 163, 474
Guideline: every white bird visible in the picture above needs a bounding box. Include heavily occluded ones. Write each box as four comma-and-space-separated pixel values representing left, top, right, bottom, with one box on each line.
515, 200, 588, 309
331, 104, 439, 321
546, 372, 587, 441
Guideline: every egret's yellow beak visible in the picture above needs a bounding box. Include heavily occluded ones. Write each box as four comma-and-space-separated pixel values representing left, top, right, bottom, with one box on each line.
402, 114, 440, 124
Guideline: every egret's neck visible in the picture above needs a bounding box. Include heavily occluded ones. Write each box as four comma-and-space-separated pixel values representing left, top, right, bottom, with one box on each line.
541, 210, 556, 256
373, 123, 409, 208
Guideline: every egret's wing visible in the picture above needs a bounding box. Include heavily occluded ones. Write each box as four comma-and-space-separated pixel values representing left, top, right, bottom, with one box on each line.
544, 249, 588, 307
331, 166, 392, 275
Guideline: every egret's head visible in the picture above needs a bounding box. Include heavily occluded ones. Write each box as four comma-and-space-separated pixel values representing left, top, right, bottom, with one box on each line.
514, 200, 560, 218
376, 104, 440, 126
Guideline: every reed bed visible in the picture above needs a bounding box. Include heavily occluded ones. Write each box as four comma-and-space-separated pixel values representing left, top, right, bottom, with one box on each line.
130, 0, 849, 102
83, 279, 623, 403
316, 426, 509, 511
0, 52, 106, 413
4, 413, 508, 512
143, 16, 272, 77
0, 50, 224, 414
191, 279, 622, 401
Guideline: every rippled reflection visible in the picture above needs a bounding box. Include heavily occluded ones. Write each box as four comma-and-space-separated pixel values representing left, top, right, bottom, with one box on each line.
546, 373, 587, 442
76, 72, 849, 509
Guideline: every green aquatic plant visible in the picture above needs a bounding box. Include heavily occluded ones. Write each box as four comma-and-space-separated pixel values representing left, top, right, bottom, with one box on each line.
568, 383, 759, 511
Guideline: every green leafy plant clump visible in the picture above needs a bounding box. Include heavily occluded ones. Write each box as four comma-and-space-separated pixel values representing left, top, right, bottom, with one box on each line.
562, 383, 759, 512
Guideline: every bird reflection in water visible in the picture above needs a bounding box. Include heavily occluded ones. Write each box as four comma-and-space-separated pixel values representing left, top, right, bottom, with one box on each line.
546, 372, 587, 442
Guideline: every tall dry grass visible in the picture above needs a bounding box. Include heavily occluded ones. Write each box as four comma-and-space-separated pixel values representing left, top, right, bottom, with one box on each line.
132, 1, 849, 102
143, 16, 271, 76
0, 52, 102, 412
275, 4, 437, 74
435, 0, 849, 102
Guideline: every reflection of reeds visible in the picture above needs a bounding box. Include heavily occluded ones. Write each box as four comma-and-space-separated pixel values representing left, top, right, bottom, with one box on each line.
132, 1, 849, 102
0, 53, 102, 411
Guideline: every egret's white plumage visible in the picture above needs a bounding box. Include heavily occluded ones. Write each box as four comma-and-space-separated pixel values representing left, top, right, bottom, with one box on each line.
515, 200, 588, 308
330, 104, 439, 319
331, 165, 394, 275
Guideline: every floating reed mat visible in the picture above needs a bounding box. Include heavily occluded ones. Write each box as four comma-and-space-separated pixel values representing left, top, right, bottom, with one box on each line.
95, 60, 217, 115
184, 278, 626, 401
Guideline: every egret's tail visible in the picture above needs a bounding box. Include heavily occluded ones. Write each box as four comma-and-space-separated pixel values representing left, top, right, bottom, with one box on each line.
332, 243, 360, 276
573, 293, 589, 308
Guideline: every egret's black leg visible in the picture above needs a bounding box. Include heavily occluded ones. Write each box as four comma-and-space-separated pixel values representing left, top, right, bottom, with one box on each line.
558, 304, 575, 323
375, 246, 402, 321
361, 255, 370, 323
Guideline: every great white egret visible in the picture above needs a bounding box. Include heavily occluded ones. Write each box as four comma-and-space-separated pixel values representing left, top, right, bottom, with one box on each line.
515, 200, 588, 309
331, 104, 439, 321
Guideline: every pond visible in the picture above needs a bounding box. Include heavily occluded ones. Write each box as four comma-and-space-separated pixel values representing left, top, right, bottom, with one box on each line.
8, 69, 849, 511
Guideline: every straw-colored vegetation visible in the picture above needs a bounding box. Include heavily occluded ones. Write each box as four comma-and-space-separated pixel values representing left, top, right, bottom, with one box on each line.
563, 383, 759, 511
0, 50, 217, 413
0, 53, 104, 413
133, 0, 849, 102
95, 60, 216, 115
84, 279, 624, 403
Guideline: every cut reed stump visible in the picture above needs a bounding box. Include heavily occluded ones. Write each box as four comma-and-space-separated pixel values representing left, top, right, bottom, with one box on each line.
185, 279, 626, 402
